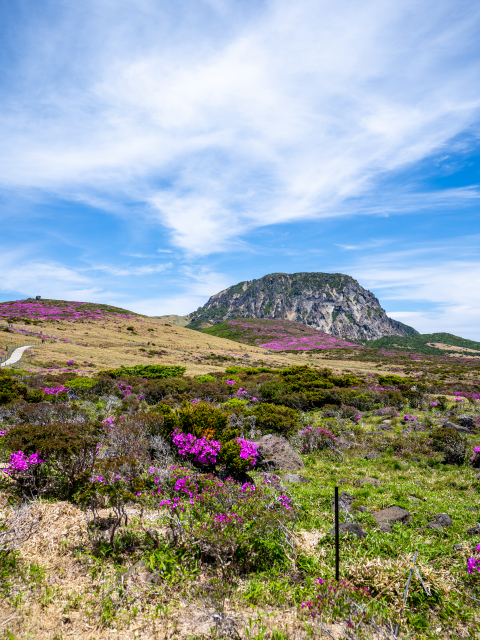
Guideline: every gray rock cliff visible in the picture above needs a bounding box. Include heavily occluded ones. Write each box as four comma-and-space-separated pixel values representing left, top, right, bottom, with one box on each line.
186, 272, 418, 341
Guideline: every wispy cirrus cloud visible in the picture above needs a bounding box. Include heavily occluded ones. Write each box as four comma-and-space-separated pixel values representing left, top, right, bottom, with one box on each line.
345, 237, 480, 338
1, 0, 480, 255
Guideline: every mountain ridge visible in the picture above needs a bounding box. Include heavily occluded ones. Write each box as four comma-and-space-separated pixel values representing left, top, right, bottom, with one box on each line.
186, 271, 418, 340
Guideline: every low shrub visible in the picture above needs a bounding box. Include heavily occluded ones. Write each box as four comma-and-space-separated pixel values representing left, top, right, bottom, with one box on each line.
430, 427, 467, 464
176, 401, 228, 440
293, 425, 338, 454
196, 374, 216, 383
3, 421, 104, 498
0, 376, 43, 406
111, 365, 186, 379
65, 377, 99, 391
248, 403, 300, 436
143, 468, 297, 575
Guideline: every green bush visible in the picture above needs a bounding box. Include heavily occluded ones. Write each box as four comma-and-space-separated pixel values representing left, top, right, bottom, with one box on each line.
0, 376, 42, 405
248, 403, 300, 436
115, 365, 186, 379
176, 401, 228, 439
430, 427, 467, 464
65, 377, 99, 391
4, 421, 104, 498
196, 374, 216, 383
377, 375, 405, 387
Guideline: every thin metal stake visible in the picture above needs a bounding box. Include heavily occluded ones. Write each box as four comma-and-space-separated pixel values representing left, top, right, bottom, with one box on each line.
335, 486, 339, 581
394, 550, 430, 638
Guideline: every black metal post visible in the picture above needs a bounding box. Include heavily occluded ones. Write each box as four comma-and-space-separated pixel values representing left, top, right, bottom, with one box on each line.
335, 486, 339, 581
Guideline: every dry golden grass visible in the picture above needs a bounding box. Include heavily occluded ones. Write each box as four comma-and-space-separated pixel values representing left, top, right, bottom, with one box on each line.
0, 501, 395, 640
3, 316, 396, 378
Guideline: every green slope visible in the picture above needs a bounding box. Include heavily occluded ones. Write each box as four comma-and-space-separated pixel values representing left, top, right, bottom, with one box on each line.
357, 332, 480, 355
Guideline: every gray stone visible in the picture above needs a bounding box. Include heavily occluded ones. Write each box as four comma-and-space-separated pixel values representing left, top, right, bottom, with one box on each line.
336, 437, 353, 450
253, 434, 304, 471
408, 496, 421, 502
365, 451, 380, 461
377, 425, 394, 432
466, 523, 480, 535
466, 507, 477, 512
358, 477, 381, 487
283, 473, 311, 484
453, 543, 463, 551
372, 506, 411, 525
331, 491, 354, 513
426, 513, 452, 528
443, 421, 471, 434
328, 522, 367, 539
378, 523, 392, 533
356, 505, 369, 513
458, 415, 476, 430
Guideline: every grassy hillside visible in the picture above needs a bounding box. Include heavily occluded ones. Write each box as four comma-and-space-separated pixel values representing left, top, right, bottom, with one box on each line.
0, 298, 143, 322
200, 317, 359, 350
358, 332, 480, 355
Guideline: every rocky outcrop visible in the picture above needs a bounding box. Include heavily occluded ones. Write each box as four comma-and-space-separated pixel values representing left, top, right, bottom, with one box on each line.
186, 272, 418, 341
253, 434, 304, 471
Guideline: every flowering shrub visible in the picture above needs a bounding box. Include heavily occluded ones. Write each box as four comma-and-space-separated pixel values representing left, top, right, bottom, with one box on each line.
468, 544, 480, 583
294, 425, 337, 454
144, 469, 298, 575
300, 578, 370, 625
4, 450, 43, 474
470, 446, 480, 468
172, 429, 221, 466
3, 421, 103, 498
341, 404, 362, 422
236, 438, 258, 468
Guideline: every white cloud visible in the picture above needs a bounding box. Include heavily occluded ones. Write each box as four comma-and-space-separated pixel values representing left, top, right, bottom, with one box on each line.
0, 0, 479, 252
347, 240, 480, 338
91, 263, 172, 276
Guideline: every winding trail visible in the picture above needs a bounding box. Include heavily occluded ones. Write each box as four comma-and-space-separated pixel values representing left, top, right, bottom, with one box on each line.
0, 345, 33, 368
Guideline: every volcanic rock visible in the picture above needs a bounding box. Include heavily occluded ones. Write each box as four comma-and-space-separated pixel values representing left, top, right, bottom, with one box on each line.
253, 434, 304, 471
331, 491, 354, 513
426, 513, 452, 529
372, 506, 411, 525
186, 272, 418, 340
358, 477, 381, 487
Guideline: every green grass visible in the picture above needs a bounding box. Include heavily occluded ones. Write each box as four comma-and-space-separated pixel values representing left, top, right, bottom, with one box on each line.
357, 332, 480, 355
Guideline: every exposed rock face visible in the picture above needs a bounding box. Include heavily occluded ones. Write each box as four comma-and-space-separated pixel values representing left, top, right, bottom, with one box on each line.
253, 434, 304, 471
187, 272, 418, 340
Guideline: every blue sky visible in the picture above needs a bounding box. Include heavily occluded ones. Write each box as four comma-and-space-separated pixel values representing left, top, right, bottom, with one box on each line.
1, 0, 480, 337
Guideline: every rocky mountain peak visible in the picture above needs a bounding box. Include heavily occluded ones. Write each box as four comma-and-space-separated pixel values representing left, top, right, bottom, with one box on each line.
186, 271, 418, 340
